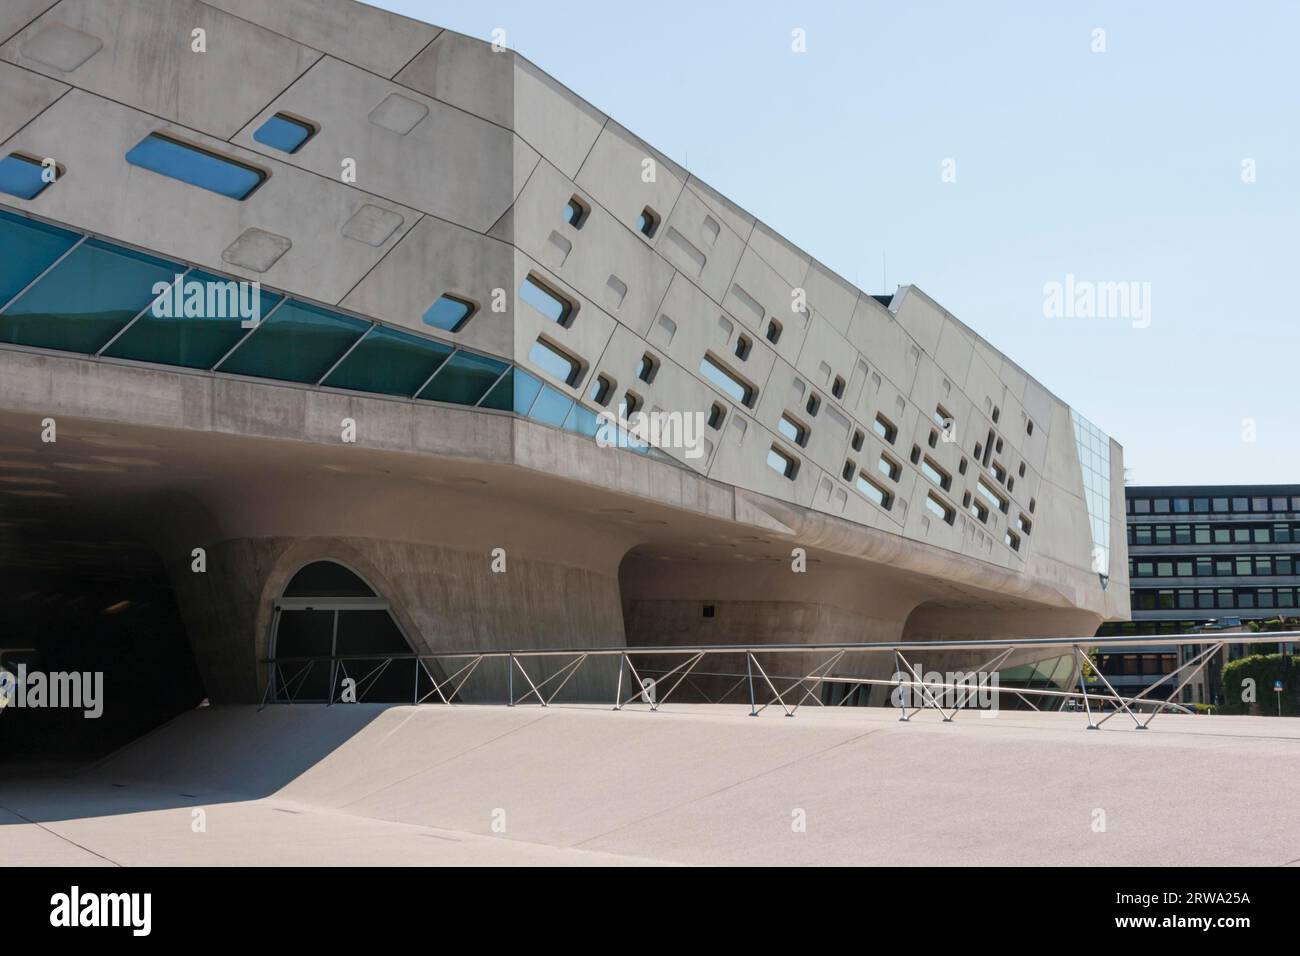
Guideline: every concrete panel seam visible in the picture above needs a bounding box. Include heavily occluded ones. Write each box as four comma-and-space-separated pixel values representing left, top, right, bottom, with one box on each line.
386, 27, 444, 80
0, 79, 69, 150
223, 47, 327, 145
0, 0, 58, 47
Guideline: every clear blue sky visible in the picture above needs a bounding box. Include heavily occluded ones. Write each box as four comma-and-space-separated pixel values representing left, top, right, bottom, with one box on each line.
375, 0, 1298, 486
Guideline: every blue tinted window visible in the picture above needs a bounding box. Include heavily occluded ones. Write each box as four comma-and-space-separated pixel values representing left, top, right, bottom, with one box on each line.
562, 402, 601, 438
0, 155, 52, 200
511, 369, 543, 413
0, 239, 181, 354
253, 114, 314, 154
125, 134, 265, 200
217, 300, 369, 382
0, 209, 78, 307
528, 338, 579, 385
530, 385, 574, 427
519, 276, 573, 325
422, 294, 475, 332
103, 271, 282, 369
418, 349, 507, 405
699, 355, 754, 405
322, 325, 452, 396
476, 367, 520, 412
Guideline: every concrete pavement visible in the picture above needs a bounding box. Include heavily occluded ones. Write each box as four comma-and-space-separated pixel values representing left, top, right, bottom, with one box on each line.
2, 702, 1297, 866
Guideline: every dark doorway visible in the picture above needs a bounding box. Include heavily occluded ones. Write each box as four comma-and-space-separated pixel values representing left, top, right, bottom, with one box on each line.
269, 561, 418, 703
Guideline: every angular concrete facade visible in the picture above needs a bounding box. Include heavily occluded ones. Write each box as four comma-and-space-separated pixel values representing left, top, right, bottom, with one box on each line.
0, 0, 1128, 704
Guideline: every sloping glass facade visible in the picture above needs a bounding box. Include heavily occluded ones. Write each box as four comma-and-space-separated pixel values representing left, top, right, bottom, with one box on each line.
0, 208, 672, 460
1071, 409, 1113, 585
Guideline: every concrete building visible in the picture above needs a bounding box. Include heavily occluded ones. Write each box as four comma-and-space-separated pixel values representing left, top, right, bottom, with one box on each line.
1097, 484, 1300, 703
0, 0, 1129, 710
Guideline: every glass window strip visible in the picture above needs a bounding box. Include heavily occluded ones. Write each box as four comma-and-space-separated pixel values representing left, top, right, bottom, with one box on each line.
94, 267, 193, 356
0, 214, 527, 406
0, 214, 649, 442
209, 295, 290, 370
412, 346, 460, 397
314, 321, 378, 385
474, 363, 513, 407
0, 234, 87, 316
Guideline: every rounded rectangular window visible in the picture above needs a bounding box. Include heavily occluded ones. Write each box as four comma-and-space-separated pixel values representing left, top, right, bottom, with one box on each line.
767, 445, 798, 479
0, 154, 55, 200
636, 353, 658, 383
856, 473, 892, 510
778, 412, 808, 447
920, 456, 951, 491
589, 373, 614, 406
925, 493, 955, 525
126, 133, 266, 200
637, 206, 660, 238
564, 195, 589, 228
422, 294, 476, 332
519, 274, 575, 326
528, 337, 582, 386
699, 354, 756, 406
253, 113, 316, 154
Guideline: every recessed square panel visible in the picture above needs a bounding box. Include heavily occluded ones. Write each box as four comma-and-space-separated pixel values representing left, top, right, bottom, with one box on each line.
222, 228, 292, 273
20, 23, 103, 72
340, 204, 404, 247
367, 93, 428, 135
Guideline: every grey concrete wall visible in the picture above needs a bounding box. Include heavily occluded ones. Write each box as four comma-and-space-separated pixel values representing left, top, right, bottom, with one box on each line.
166, 534, 627, 704
0, 0, 1130, 706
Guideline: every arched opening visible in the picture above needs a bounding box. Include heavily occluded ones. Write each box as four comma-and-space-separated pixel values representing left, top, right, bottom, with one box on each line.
269, 561, 417, 703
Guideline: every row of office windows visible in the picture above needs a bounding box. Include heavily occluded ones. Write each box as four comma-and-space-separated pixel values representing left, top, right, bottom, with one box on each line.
1130, 554, 1298, 579
1094, 653, 1178, 677
1132, 588, 1300, 611
1128, 494, 1300, 515
1128, 523, 1300, 546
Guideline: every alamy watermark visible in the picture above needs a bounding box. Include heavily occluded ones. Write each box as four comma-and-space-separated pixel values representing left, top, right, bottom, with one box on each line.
1043, 274, 1151, 328
50, 886, 150, 936
0, 665, 103, 718
890, 668, 1000, 711
596, 409, 706, 459
151, 275, 263, 328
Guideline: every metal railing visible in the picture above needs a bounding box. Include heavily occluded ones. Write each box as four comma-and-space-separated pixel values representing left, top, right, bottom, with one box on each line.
259, 630, 1298, 731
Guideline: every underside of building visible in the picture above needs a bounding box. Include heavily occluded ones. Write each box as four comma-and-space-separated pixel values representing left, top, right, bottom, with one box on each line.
0, 0, 1129, 734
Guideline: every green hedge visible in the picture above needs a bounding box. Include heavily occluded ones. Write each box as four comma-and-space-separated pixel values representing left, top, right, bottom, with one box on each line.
1219, 653, 1297, 715
1247, 616, 1300, 633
